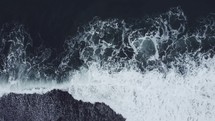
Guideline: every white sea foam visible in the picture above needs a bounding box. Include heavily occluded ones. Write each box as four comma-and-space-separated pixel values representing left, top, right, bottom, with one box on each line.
1, 56, 215, 121
67, 58, 215, 121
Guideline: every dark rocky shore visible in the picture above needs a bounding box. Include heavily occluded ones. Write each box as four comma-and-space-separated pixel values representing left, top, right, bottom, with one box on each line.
0, 90, 125, 121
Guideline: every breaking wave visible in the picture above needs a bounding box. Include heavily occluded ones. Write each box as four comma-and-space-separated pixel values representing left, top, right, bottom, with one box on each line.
1, 7, 215, 121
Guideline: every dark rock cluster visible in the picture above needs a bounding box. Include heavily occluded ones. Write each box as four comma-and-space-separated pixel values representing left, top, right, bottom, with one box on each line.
0, 89, 125, 121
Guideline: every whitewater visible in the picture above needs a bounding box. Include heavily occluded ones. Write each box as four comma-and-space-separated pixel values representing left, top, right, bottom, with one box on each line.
1, 7, 215, 121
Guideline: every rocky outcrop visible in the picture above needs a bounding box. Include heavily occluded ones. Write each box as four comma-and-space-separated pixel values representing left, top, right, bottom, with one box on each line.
0, 90, 125, 121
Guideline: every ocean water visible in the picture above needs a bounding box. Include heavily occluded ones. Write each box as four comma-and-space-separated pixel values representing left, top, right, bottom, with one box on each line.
0, 7, 215, 121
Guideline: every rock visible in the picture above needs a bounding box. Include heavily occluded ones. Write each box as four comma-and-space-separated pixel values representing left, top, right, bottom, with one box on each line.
0, 89, 125, 121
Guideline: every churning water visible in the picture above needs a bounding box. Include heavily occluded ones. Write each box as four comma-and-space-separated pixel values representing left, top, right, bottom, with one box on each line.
1, 7, 215, 121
